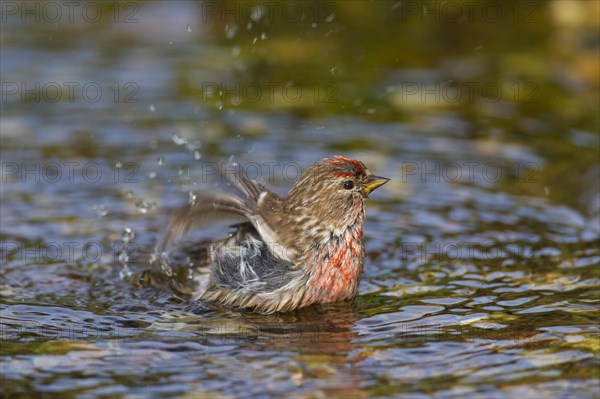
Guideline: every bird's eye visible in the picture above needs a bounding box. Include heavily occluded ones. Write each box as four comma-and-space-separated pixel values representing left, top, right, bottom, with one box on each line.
343, 180, 354, 190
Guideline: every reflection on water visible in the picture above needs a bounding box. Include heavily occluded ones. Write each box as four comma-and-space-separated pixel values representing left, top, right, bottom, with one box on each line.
1, 1, 599, 398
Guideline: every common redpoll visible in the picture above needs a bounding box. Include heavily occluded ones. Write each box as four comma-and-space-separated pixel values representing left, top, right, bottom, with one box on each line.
160, 155, 389, 313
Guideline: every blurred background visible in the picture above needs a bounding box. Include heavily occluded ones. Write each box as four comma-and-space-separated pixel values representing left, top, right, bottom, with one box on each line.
1, 1, 599, 398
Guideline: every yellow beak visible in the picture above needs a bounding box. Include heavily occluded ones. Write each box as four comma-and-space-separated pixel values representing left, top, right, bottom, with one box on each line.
362, 175, 390, 195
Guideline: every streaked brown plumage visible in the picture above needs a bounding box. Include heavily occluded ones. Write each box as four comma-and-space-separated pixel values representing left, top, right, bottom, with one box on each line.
157, 155, 389, 313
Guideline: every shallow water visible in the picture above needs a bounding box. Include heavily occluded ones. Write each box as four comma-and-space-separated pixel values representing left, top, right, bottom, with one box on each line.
1, 1, 599, 398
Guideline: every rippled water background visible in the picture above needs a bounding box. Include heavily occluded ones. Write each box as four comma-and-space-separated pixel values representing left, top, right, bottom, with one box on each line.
1, 1, 599, 398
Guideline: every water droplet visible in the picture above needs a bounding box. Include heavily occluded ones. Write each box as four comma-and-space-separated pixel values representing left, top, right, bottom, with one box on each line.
185, 142, 199, 152
118, 264, 132, 279
157, 156, 164, 166
247, 22, 253, 30
126, 190, 134, 198
189, 192, 197, 205
91, 204, 109, 217
225, 24, 238, 39
260, 32, 267, 40
149, 104, 155, 112
136, 199, 156, 214
249, 6, 262, 21
148, 171, 157, 179
187, 24, 192, 33
159, 252, 173, 277
118, 251, 129, 265
172, 134, 187, 145
114, 161, 122, 169
252, 37, 257, 45
121, 227, 135, 243
194, 150, 202, 160
326, 13, 335, 22
312, 22, 317, 28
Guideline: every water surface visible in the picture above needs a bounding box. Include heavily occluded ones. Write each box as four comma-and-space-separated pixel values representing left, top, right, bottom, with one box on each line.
1, 1, 599, 398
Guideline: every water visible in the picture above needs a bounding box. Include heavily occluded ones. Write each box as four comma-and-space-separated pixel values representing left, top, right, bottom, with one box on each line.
1, 2, 599, 398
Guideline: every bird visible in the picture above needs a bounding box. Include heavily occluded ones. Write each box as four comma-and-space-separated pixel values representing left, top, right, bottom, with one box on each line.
156, 155, 389, 313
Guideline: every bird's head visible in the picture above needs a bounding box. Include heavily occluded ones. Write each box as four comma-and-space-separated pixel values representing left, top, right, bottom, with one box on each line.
286, 155, 389, 235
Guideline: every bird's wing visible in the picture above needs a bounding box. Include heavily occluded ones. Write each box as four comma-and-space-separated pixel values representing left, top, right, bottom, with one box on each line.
156, 192, 249, 253
224, 167, 266, 201
157, 168, 296, 261
224, 169, 297, 261
209, 222, 296, 291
